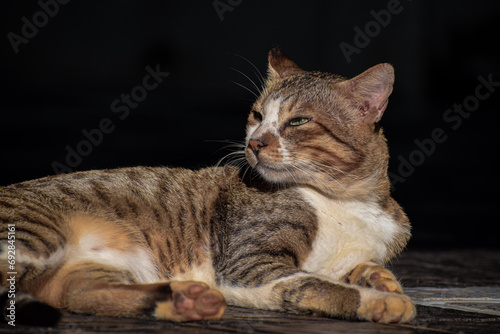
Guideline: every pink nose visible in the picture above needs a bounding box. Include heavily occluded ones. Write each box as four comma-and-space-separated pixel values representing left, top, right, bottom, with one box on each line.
248, 139, 266, 157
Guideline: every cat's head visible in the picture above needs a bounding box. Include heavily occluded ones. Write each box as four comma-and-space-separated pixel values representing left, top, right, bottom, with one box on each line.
245, 47, 394, 198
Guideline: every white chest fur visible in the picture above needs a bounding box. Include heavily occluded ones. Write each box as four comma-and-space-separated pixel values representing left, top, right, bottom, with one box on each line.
298, 187, 401, 280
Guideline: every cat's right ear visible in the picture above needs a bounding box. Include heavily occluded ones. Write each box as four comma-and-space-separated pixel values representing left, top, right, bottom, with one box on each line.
267, 47, 303, 81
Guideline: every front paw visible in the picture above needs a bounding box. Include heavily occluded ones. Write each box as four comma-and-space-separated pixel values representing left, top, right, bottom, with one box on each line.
364, 266, 403, 294
346, 262, 403, 294
357, 289, 416, 324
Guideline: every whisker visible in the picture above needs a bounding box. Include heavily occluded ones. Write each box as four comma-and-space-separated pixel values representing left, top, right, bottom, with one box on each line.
216, 151, 246, 168
241, 163, 256, 181
232, 53, 266, 88
284, 164, 300, 188
285, 154, 348, 190
205, 139, 246, 146
290, 160, 333, 191
231, 80, 259, 99
291, 152, 360, 180
230, 67, 262, 96
206, 138, 247, 168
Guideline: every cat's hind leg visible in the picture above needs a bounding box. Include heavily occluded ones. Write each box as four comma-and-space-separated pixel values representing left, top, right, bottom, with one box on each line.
0, 244, 63, 326
0, 287, 62, 326
343, 262, 403, 294
154, 281, 226, 321
38, 261, 226, 321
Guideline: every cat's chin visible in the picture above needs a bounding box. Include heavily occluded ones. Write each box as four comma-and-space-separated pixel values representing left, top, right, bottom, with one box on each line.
251, 162, 365, 198
252, 163, 292, 184
254, 163, 325, 190
254, 165, 362, 198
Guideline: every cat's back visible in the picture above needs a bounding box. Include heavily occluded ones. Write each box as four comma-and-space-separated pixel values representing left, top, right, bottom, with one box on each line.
0, 165, 239, 213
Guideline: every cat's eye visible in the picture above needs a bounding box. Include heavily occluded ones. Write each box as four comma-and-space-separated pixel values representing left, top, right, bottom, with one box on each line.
252, 110, 263, 122
288, 118, 311, 126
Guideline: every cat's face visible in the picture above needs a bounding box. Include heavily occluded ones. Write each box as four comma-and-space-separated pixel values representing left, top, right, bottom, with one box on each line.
245, 48, 395, 197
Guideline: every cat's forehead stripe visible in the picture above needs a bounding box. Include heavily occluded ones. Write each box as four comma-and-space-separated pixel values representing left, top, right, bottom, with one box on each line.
263, 97, 281, 117
261, 98, 282, 134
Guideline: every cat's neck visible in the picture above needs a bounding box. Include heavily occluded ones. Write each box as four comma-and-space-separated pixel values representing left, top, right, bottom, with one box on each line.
296, 168, 390, 202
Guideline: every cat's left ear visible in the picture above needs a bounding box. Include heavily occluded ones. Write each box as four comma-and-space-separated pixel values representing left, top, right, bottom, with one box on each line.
340, 63, 394, 124
267, 47, 303, 80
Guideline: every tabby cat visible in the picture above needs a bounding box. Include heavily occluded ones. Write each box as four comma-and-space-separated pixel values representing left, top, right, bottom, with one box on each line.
0, 48, 415, 326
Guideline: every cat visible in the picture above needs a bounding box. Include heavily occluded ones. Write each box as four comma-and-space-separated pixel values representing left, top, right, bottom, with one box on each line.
0, 47, 415, 326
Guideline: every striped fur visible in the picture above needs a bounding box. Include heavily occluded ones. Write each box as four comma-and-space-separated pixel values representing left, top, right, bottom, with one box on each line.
0, 48, 415, 325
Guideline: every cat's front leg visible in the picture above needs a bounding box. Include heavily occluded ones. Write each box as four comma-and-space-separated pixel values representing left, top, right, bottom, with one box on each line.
343, 262, 403, 294
220, 271, 415, 323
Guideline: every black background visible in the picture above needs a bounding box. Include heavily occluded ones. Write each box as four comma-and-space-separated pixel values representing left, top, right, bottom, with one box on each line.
1, 1, 499, 248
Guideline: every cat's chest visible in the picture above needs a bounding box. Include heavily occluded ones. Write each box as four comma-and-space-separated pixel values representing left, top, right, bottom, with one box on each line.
298, 188, 401, 280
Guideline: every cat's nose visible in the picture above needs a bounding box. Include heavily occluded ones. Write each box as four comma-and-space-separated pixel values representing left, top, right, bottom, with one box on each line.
248, 139, 267, 157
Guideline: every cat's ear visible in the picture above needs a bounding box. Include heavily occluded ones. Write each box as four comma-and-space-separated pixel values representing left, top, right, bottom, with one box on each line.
267, 47, 303, 80
339, 63, 394, 124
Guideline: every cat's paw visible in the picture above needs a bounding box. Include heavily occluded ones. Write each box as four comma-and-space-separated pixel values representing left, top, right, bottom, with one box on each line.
364, 266, 403, 294
357, 289, 416, 324
347, 262, 403, 294
154, 281, 226, 322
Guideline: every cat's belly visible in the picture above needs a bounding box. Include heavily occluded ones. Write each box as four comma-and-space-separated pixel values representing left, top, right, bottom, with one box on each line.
66, 216, 216, 286
65, 215, 161, 284
298, 188, 402, 280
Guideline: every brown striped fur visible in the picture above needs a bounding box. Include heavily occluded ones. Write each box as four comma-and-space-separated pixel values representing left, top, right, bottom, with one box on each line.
0, 48, 415, 325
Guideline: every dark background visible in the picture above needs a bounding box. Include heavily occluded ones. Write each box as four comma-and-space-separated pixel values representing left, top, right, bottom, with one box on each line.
1, 1, 499, 248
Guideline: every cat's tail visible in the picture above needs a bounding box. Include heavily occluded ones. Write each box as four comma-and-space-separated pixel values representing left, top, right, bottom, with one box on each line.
0, 286, 61, 326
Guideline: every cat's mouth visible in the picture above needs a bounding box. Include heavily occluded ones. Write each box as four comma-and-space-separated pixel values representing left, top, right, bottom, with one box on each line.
245, 147, 293, 182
